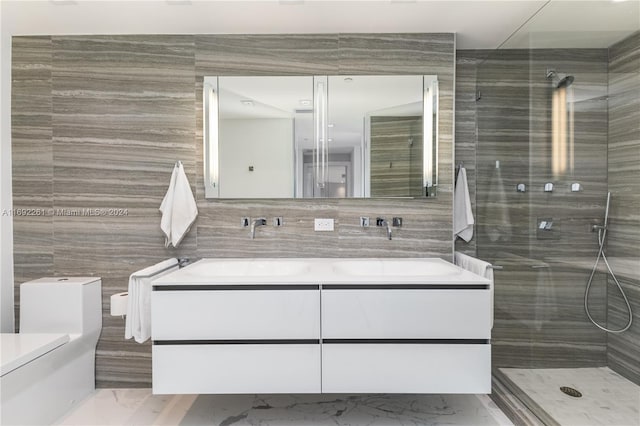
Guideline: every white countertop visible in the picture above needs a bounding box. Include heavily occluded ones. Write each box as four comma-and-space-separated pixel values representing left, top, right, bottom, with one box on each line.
152, 258, 491, 286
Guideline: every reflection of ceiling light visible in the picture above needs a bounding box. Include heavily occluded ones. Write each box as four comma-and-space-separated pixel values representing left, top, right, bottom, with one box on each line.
328, 123, 334, 128
328, 138, 333, 142
299, 99, 312, 106
344, 77, 353, 83
241, 100, 254, 107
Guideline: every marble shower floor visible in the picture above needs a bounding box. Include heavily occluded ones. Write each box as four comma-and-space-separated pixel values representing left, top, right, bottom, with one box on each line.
501, 367, 640, 426
56, 390, 513, 426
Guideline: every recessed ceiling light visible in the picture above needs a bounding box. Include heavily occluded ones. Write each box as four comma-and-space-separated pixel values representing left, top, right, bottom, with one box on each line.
241, 100, 254, 107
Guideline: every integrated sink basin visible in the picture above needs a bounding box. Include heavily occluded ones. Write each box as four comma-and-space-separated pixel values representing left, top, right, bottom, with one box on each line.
331, 259, 463, 277
153, 257, 486, 286
177, 259, 310, 277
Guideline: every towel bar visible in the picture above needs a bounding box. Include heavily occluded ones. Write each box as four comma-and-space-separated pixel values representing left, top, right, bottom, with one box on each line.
133, 263, 178, 278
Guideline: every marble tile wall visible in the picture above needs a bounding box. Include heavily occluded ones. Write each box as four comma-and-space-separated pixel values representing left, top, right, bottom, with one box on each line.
11, 36, 53, 330
607, 31, 640, 385
11, 33, 455, 387
454, 50, 491, 256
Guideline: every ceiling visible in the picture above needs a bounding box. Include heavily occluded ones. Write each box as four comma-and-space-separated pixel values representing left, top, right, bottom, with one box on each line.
1, 0, 638, 49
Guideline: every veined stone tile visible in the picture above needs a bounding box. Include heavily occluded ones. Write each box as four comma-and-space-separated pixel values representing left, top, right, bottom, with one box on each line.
14, 32, 455, 386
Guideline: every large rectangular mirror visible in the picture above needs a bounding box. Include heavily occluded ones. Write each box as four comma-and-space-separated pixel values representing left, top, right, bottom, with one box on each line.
203, 75, 438, 198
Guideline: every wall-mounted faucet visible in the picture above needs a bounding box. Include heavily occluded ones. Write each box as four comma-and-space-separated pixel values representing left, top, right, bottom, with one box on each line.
250, 218, 267, 239
376, 217, 393, 240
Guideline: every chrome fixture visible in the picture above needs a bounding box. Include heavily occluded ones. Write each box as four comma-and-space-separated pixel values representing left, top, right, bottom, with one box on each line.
177, 257, 191, 268
546, 69, 575, 89
273, 217, 283, 227
360, 217, 370, 227
241, 217, 250, 227
571, 183, 582, 192
376, 217, 392, 240
392, 217, 403, 227
585, 192, 633, 333
250, 218, 267, 239
516, 183, 527, 193
544, 183, 554, 192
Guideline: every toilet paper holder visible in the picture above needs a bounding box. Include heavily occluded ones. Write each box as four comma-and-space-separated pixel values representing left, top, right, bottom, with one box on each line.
110, 292, 128, 317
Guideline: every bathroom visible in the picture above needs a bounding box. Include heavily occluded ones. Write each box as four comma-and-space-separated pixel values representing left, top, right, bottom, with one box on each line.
0, 1, 638, 425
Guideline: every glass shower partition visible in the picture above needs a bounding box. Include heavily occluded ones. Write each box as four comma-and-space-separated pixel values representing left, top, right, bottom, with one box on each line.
475, 46, 614, 423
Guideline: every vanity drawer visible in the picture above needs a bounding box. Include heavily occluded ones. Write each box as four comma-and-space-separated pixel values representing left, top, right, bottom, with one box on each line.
153, 343, 321, 394
321, 343, 491, 394
152, 288, 319, 340
321, 289, 491, 339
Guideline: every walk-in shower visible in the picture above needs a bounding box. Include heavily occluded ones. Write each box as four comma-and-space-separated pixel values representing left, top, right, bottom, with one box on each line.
584, 191, 633, 333
469, 4, 640, 420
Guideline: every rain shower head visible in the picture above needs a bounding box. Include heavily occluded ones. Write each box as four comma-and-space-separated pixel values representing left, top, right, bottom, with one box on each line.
546, 69, 575, 89
556, 75, 575, 89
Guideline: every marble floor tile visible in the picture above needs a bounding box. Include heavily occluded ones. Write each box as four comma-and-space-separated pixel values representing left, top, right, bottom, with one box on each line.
501, 367, 640, 426
57, 390, 513, 426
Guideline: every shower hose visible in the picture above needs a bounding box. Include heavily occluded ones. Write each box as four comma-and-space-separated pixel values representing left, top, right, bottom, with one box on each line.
584, 192, 633, 333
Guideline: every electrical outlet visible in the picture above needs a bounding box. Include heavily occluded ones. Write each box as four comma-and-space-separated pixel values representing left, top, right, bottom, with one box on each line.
314, 218, 334, 231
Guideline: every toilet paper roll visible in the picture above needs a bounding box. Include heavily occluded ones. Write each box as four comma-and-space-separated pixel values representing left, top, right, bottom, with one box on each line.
110, 292, 128, 316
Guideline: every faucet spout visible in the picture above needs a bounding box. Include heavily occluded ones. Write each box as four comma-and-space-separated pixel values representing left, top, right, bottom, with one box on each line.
376, 217, 392, 240
250, 218, 267, 239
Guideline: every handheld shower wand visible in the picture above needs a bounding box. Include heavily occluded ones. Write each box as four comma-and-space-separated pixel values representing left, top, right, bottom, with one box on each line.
584, 192, 633, 333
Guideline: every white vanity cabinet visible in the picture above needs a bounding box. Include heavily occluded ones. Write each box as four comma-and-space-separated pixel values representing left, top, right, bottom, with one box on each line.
151, 284, 321, 394
320, 284, 492, 393
150, 258, 492, 395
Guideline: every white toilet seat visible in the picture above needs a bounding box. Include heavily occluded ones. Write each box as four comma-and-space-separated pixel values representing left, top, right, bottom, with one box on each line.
0, 333, 69, 376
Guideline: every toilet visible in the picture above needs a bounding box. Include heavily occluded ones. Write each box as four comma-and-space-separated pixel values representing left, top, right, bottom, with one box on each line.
0, 277, 102, 425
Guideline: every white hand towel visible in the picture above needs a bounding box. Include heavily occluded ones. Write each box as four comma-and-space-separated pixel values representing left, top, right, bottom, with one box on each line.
125, 258, 179, 343
159, 161, 198, 248
454, 251, 494, 329
453, 167, 474, 242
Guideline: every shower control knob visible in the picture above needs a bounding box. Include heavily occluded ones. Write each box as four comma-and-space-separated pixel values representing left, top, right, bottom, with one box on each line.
571, 183, 582, 192
544, 183, 554, 192
516, 183, 527, 193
